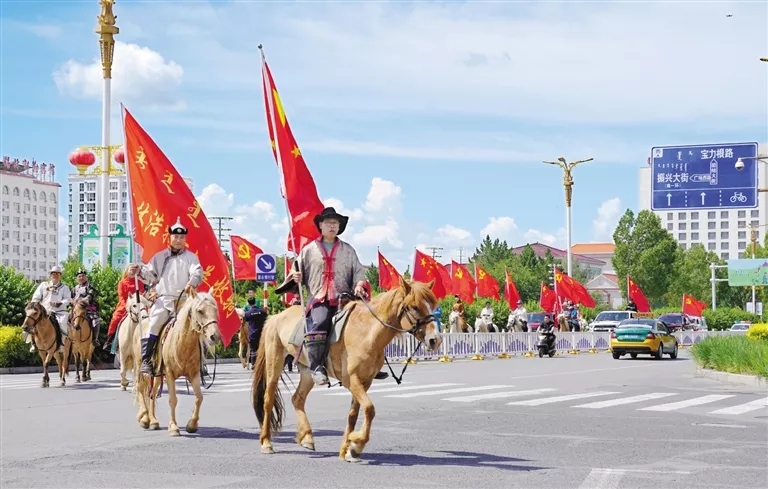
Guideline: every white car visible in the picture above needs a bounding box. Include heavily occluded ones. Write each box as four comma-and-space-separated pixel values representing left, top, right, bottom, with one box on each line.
688, 316, 708, 331
729, 323, 750, 332
589, 311, 637, 332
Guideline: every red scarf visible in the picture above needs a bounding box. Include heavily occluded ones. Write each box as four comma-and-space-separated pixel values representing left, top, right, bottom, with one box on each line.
316, 239, 341, 306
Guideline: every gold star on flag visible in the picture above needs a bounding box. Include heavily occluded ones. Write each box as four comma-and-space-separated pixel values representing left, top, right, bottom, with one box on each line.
291, 146, 301, 158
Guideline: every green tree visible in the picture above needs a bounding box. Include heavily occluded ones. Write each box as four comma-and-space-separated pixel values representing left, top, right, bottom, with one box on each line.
472, 235, 513, 265
666, 244, 719, 305
612, 209, 678, 304
365, 264, 384, 294
0, 266, 36, 326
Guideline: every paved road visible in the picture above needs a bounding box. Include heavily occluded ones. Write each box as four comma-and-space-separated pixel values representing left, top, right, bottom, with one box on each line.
1, 350, 766, 488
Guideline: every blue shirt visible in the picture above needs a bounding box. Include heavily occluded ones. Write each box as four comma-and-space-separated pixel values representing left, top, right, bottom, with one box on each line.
434, 306, 442, 332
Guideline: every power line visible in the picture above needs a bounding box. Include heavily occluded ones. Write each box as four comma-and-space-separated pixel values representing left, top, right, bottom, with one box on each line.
457, 247, 466, 265
424, 246, 443, 261
207, 216, 233, 253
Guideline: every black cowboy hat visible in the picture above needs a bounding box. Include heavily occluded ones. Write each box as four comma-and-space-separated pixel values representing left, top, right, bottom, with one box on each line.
313, 207, 348, 235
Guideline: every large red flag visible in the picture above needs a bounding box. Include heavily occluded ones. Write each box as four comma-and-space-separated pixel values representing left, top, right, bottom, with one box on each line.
504, 267, 521, 308
475, 264, 500, 301
435, 263, 452, 300
451, 261, 476, 304
554, 269, 596, 308
627, 276, 651, 312
412, 250, 449, 299
378, 251, 401, 291
283, 257, 296, 306
539, 283, 556, 313
123, 108, 239, 347
261, 54, 324, 253
682, 294, 707, 316
230, 235, 263, 281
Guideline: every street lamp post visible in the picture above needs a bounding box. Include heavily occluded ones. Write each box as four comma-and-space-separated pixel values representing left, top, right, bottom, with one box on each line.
95, 0, 118, 268
543, 156, 594, 276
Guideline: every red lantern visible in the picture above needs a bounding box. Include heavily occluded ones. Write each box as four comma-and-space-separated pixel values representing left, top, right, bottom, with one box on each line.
69, 150, 96, 174
114, 147, 125, 164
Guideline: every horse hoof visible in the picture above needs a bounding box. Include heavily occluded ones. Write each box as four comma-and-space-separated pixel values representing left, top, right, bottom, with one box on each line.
169, 429, 181, 437
261, 446, 275, 455
139, 419, 150, 429
76, 378, 81, 383
149, 423, 160, 431
59, 381, 65, 387
121, 385, 127, 391
185, 423, 198, 434
301, 441, 315, 451
345, 451, 362, 463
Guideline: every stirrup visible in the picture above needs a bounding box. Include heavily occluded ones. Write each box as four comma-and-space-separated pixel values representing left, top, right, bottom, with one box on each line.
311, 367, 329, 385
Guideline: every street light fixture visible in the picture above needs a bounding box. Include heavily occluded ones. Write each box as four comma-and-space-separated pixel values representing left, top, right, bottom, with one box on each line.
542, 156, 594, 276
761, 58, 768, 62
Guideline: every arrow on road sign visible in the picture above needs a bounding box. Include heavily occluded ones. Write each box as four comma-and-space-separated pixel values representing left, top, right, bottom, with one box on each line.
701, 192, 706, 205
667, 193, 672, 206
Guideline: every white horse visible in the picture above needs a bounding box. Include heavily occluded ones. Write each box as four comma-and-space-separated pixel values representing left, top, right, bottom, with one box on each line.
506, 311, 528, 332
449, 311, 472, 333
474, 314, 497, 333
116, 293, 153, 391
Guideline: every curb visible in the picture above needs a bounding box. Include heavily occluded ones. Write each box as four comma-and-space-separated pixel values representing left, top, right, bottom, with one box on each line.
0, 357, 244, 375
696, 367, 768, 388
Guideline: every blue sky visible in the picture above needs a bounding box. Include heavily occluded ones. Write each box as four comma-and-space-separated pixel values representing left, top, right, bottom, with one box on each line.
2, 1, 767, 273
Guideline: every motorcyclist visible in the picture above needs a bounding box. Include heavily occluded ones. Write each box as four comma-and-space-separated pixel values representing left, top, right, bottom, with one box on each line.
626, 298, 638, 312
538, 314, 557, 351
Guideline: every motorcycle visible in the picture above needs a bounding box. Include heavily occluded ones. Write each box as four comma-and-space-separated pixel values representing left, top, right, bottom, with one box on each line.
537, 329, 556, 358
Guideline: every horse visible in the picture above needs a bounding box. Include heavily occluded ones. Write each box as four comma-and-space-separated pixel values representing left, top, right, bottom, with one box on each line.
474, 316, 497, 333
116, 293, 153, 391
133, 291, 222, 436
557, 312, 570, 332
506, 311, 528, 332
65, 298, 95, 383
449, 310, 471, 333
21, 301, 67, 388
236, 308, 250, 369
251, 277, 441, 462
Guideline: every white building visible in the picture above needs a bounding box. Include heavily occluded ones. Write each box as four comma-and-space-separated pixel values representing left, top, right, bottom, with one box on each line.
639, 143, 768, 260
67, 162, 193, 256
0, 157, 62, 281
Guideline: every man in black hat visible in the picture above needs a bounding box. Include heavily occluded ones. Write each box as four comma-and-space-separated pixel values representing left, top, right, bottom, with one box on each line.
276, 207, 388, 385
71, 268, 101, 347
127, 217, 203, 375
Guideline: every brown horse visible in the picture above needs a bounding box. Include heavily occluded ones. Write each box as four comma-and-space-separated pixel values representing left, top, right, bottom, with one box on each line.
65, 299, 95, 383
133, 291, 222, 436
21, 301, 67, 388
251, 277, 441, 462
557, 313, 570, 332
236, 308, 250, 369
117, 293, 153, 391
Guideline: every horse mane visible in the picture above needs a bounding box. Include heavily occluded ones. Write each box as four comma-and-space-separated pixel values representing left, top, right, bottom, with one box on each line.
363, 281, 437, 330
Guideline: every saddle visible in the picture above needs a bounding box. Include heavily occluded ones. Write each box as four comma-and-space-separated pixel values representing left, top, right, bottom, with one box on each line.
288, 302, 356, 347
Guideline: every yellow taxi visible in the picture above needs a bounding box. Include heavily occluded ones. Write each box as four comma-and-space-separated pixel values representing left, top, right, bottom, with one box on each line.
610, 313, 679, 360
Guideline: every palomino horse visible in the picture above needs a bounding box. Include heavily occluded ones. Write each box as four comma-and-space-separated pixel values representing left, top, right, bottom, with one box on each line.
116, 293, 153, 391
251, 277, 441, 462
557, 312, 570, 332
474, 316, 497, 333
21, 301, 67, 388
506, 311, 528, 332
448, 311, 471, 333
236, 308, 250, 369
133, 291, 222, 436
65, 298, 95, 383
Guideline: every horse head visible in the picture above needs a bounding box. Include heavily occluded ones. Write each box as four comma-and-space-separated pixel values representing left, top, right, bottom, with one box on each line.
127, 293, 151, 322
69, 298, 90, 331
388, 277, 442, 351
22, 301, 46, 335
187, 292, 223, 349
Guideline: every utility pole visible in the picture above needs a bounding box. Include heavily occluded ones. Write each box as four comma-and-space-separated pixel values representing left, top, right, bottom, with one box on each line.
457, 247, 465, 265
425, 246, 443, 260
207, 216, 232, 253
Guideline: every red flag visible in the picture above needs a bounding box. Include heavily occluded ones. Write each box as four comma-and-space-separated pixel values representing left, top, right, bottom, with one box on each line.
475, 264, 500, 301
435, 263, 452, 300
283, 257, 296, 306
378, 251, 401, 291
539, 283, 556, 313
230, 235, 263, 281
627, 276, 651, 312
554, 269, 596, 308
504, 267, 521, 308
123, 108, 239, 347
451, 261, 476, 304
261, 55, 324, 253
682, 294, 707, 316
412, 250, 449, 299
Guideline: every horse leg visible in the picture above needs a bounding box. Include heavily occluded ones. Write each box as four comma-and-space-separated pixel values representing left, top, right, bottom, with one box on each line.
259, 335, 286, 455
120, 353, 129, 390
338, 397, 361, 460
292, 364, 316, 450
75, 351, 82, 383
56, 351, 66, 386
345, 376, 375, 463
136, 377, 151, 429
238, 338, 246, 369
166, 375, 180, 436
185, 374, 203, 434
39, 350, 50, 388
148, 377, 162, 431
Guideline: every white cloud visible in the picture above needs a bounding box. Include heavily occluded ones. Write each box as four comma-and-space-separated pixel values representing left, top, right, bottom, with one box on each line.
322, 197, 364, 222
197, 183, 234, 217
434, 225, 474, 247
523, 228, 567, 249
480, 217, 519, 243
592, 197, 623, 242
352, 220, 404, 249
363, 178, 402, 215
53, 41, 184, 110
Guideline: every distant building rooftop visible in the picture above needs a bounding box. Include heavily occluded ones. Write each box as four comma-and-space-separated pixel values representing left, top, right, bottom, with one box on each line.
510, 242, 605, 265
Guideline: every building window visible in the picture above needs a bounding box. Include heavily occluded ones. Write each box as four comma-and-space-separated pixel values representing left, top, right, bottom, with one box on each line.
691, 222, 699, 230
49, 206, 56, 216
667, 223, 673, 231
708, 242, 716, 250
738, 210, 746, 218
751, 210, 759, 218
751, 220, 759, 228
87, 182, 96, 191
12, 187, 19, 196
721, 211, 729, 219
667, 212, 674, 220
678, 212, 686, 220
739, 242, 747, 250
109, 212, 118, 221
87, 203, 96, 212
737, 221, 746, 228
79, 183, 85, 191
691, 212, 699, 219
708, 222, 716, 229
720, 221, 729, 229
79, 194, 85, 202
679, 233, 687, 241
109, 191, 118, 200
109, 181, 118, 190
679, 222, 687, 230
721, 242, 729, 250
79, 224, 85, 233
739, 231, 747, 239
708, 211, 716, 219
87, 213, 96, 222
109, 202, 118, 211
87, 193, 96, 201
721, 232, 729, 239
691, 232, 699, 240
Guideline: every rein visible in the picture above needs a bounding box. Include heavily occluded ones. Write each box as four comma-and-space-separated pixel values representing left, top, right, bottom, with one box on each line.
69, 312, 92, 343
23, 310, 57, 352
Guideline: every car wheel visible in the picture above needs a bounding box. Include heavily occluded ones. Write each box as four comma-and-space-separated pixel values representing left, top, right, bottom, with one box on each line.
654, 343, 664, 360
669, 342, 678, 359
612, 351, 620, 359
630, 353, 638, 359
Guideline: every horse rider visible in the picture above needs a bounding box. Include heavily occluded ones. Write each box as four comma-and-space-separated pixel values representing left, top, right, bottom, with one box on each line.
127, 217, 204, 375
104, 265, 146, 352
276, 206, 388, 386
244, 297, 268, 367
71, 269, 102, 348
434, 304, 443, 333
26, 265, 71, 352
480, 301, 494, 330
452, 294, 465, 316
626, 298, 638, 312
244, 289, 256, 311
508, 299, 527, 331
568, 303, 581, 331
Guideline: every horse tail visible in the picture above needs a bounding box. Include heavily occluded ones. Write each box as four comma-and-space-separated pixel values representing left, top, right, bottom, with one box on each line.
251, 321, 283, 433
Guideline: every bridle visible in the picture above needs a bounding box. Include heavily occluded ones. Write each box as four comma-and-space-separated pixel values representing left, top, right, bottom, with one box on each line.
23, 306, 56, 352
69, 309, 92, 343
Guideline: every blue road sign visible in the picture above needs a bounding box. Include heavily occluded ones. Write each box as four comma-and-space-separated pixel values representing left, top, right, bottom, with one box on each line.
650, 142, 758, 211
255, 253, 277, 282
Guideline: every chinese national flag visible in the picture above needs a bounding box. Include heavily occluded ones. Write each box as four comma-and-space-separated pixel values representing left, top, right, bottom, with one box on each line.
123, 108, 240, 347
554, 269, 596, 308
451, 261, 476, 304
412, 250, 449, 299
504, 267, 521, 308
230, 235, 263, 281
627, 276, 651, 312
261, 56, 324, 254
283, 257, 296, 306
378, 251, 401, 291
540, 283, 557, 313
435, 263, 452, 300
475, 265, 500, 301
682, 294, 707, 316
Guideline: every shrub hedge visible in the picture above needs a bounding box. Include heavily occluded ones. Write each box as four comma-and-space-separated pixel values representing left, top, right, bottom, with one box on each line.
691, 335, 768, 378
0, 326, 41, 368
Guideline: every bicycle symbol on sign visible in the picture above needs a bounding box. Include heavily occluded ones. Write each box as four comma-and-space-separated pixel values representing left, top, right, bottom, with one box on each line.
730, 192, 748, 204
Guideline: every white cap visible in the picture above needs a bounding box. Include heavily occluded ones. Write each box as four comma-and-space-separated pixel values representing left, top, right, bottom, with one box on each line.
50, 265, 62, 274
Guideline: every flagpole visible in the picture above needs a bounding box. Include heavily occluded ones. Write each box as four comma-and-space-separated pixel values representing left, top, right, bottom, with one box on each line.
627, 276, 630, 301
259, 45, 306, 318
120, 104, 139, 268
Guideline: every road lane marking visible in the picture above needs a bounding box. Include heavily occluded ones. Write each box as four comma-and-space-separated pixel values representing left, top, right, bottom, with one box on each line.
574, 392, 677, 409
385, 385, 512, 398
709, 397, 768, 415
577, 468, 625, 489
507, 391, 620, 406
443, 388, 557, 402
325, 383, 457, 396
638, 394, 736, 412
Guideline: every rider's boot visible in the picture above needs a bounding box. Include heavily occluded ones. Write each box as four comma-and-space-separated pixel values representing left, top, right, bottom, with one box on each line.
103, 333, 115, 352
305, 332, 329, 386
375, 371, 389, 380
140, 335, 158, 375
